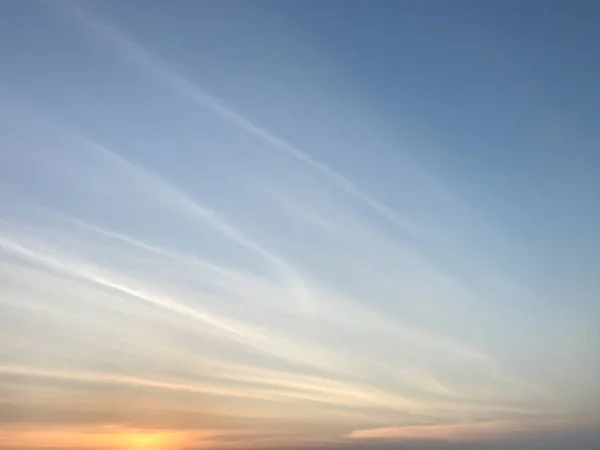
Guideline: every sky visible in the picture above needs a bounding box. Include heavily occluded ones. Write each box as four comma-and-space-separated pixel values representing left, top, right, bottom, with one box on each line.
1, 1, 599, 449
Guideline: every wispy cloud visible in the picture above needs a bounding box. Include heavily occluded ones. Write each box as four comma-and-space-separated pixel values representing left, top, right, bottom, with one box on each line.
0, 101, 557, 443
44, 0, 547, 338
2, 2, 596, 448
49, 0, 421, 237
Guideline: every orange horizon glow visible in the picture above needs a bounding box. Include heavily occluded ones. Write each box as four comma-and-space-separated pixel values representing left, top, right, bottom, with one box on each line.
0, 425, 206, 450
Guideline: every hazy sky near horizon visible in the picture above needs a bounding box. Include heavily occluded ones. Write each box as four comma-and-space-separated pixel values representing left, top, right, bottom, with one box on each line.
1, 1, 600, 449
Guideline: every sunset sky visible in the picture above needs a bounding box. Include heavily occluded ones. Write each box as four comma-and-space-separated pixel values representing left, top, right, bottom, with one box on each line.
1, 1, 600, 449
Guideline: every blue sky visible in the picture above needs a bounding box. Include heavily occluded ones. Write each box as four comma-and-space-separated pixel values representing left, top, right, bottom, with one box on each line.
1, 1, 599, 449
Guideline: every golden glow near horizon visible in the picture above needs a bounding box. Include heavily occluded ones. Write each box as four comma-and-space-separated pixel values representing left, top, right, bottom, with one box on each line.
0, 426, 199, 450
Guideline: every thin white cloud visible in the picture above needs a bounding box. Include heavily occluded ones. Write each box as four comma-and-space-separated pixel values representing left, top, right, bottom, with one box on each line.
50, 0, 420, 237
0, 232, 353, 376
42, 2, 547, 375
79, 135, 315, 310
0, 93, 558, 439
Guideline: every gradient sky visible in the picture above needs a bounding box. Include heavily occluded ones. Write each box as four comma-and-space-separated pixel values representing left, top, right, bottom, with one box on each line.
1, 1, 600, 449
